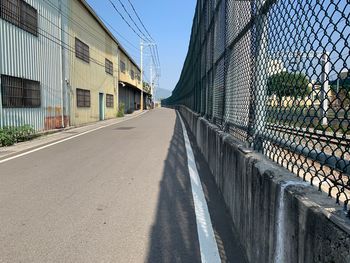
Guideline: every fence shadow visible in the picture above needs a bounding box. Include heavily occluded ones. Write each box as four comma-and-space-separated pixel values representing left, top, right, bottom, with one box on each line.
146, 115, 201, 263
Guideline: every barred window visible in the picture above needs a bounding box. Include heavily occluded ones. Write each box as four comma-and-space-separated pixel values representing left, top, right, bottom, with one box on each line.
130, 70, 135, 80
106, 94, 114, 108
1, 74, 40, 108
105, 58, 113, 75
20, 0, 37, 35
75, 38, 90, 63
0, 0, 38, 36
120, 61, 126, 73
136, 73, 140, 83
76, 88, 90, 107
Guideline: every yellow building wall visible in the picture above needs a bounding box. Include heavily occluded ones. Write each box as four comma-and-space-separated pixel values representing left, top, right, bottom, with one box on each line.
119, 50, 142, 90
68, 0, 119, 126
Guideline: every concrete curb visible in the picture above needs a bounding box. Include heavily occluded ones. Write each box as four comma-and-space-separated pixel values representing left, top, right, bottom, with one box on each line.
176, 105, 350, 263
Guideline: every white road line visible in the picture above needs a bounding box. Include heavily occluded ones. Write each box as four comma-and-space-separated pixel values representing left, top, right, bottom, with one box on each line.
177, 111, 221, 263
0, 112, 146, 164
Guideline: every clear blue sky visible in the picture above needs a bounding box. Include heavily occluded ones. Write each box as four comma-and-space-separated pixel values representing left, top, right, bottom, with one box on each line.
86, 0, 197, 91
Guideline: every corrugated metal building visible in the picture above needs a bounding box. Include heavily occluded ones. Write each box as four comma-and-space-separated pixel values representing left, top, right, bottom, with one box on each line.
0, 0, 68, 130
0, 0, 142, 130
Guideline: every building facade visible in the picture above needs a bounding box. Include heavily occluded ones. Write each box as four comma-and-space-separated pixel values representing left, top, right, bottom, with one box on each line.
118, 48, 142, 113
0, 0, 142, 130
67, 0, 119, 126
0, 0, 68, 130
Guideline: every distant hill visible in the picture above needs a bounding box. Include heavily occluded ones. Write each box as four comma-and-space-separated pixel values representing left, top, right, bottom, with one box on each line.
155, 88, 172, 101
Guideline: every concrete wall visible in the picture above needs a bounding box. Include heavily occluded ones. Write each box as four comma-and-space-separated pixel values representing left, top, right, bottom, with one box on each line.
118, 50, 141, 91
68, 0, 118, 126
177, 105, 350, 263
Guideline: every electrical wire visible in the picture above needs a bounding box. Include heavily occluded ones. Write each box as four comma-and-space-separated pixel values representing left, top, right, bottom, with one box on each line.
114, 0, 152, 42
43, 0, 140, 56
107, 0, 146, 41
105, 0, 161, 86
126, 0, 154, 41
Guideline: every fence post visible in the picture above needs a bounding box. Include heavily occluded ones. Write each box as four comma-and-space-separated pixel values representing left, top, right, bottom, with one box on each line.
253, 0, 269, 151
222, 0, 228, 131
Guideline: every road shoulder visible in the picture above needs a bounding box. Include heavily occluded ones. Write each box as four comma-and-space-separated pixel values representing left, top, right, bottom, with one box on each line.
182, 113, 249, 263
0, 111, 148, 162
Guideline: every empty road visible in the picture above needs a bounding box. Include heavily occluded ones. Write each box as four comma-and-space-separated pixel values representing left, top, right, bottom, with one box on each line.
0, 108, 247, 263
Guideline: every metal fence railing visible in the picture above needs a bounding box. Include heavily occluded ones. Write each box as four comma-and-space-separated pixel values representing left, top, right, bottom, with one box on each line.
163, 0, 350, 214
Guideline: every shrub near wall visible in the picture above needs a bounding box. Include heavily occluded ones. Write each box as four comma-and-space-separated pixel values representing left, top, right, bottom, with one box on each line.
117, 103, 125, 118
0, 125, 36, 147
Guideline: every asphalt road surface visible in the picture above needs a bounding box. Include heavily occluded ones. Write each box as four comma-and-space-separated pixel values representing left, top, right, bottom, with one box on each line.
0, 108, 247, 263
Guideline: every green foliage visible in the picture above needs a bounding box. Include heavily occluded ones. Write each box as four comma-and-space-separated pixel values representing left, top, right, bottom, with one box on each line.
0, 125, 36, 147
15, 125, 35, 142
267, 71, 310, 101
0, 129, 16, 146
117, 103, 125, 117
329, 77, 350, 92
143, 82, 151, 94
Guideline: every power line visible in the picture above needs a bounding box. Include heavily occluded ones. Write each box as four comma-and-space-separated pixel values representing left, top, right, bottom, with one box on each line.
117, 0, 160, 74
39, 28, 108, 70
43, 0, 139, 61
126, 0, 154, 41
107, 0, 146, 41
44, 0, 116, 48
154, 44, 161, 67
44, 0, 140, 55
0, 7, 116, 72
37, 10, 115, 61
43, 0, 141, 62
106, 0, 160, 88
98, 15, 139, 51
43, 11, 139, 62
114, 0, 152, 42
108, 0, 160, 67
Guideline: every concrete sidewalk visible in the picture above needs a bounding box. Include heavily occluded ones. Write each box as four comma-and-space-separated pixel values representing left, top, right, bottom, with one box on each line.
0, 110, 147, 161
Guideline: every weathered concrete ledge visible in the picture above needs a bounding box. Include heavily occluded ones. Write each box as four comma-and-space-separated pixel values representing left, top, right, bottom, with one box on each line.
176, 105, 350, 263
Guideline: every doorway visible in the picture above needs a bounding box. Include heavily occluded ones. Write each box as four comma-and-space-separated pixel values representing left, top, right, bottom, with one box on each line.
99, 93, 104, 121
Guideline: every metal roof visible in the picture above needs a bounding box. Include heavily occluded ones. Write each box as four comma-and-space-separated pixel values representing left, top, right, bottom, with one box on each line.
78, 0, 140, 71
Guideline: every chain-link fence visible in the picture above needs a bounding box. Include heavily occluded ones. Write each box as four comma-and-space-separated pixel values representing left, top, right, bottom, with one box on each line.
163, 0, 350, 214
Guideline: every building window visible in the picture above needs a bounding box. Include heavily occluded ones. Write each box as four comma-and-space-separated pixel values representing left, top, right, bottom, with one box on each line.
76, 88, 90, 107
105, 59, 113, 75
1, 74, 40, 108
120, 61, 126, 73
130, 70, 135, 80
106, 94, 114, 108
75, 38, 90, 63
0, 0, 38, 36
136, 73, 140, 84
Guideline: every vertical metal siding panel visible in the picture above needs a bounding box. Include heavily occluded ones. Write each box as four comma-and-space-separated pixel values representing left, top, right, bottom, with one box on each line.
0, 0, 63, 131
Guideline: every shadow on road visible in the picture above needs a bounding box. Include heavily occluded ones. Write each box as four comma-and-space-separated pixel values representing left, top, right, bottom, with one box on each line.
146, 112, 248, 263
146, 115, 201, 263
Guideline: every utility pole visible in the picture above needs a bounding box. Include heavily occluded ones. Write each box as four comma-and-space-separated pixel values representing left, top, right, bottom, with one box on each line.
140, 40, 143, 111
150, 63, 153, 108
253, 0, 269, 151
59, 0, 65, 128
140, 41, 159, 109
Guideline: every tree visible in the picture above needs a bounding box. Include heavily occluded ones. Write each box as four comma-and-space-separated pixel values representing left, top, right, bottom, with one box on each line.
267, 71, 310, 106
329, 77, 350, 108
143, 81, 151, 94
